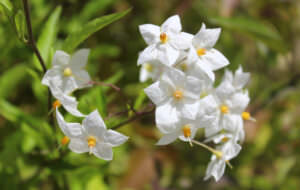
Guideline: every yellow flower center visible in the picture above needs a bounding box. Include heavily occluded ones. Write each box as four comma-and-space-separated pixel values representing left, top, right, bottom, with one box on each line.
87, 136, 97, 148
200, 91, 208, 99
221, 137, 230, 143
52, 100, 61, 109
214, 150, 223, 159
173, 90, 183, 100
63, 67, 72, 77
61, 136, 70, 146
182, 125, 191, 138
180, 63, 188, 72
144, 63, 153, 72
160, 32, 168, 44
220, 105, 229, 114
197, 48, 206, 56
242, 112, 251, 120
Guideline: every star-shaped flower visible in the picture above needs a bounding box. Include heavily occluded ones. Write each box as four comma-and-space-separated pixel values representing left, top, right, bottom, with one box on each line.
42, 49, 92, 94
204, 140, 241, 181
56, 109, 128, 160
139, 15, 193, 66
144, 68, 203, 126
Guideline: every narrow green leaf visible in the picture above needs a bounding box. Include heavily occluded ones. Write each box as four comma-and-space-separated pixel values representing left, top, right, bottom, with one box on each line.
0, 64, 28, 99
0, 0, 12, 12
14, 10, 26, 41
33, 6, 62, 71
210, 16, 287, 52
62, 8, 131, 53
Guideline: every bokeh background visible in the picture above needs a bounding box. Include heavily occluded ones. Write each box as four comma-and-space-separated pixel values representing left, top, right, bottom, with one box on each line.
1, 0, 300, 189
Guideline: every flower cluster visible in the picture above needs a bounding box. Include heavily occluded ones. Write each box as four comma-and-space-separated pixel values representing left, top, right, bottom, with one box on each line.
138, 15, 254, 181
42, 49, 128, 160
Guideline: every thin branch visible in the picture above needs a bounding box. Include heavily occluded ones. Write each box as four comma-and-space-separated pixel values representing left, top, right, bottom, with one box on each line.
22, 0, 47, 73
22, 0, 53, 117
110, 105, 155, 130
88, 80, 121, 91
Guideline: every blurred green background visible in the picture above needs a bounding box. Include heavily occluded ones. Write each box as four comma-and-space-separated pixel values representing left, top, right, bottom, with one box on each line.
1, 0, 300, 189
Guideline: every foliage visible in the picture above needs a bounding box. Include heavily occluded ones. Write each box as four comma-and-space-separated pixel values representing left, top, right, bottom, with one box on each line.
0, 0, 300, 189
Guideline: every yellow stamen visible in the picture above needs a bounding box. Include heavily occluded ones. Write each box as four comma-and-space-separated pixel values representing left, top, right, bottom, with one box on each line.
220, 105, 229, 114
87, 136, 97, 148
160, 32, 168, 44
221, 137, 230, 143
144, 63, 153, 72
197, 48, 206, 56
61, 136, 70, 146
180, 63, 188, 72
63, 67, 72, 77
214, 150, 223, 159
200, 91, 208, 98
173, 90, 183, 100
182, 125, 191, 138
52, 100, 61, 109
242, 112, 251, 120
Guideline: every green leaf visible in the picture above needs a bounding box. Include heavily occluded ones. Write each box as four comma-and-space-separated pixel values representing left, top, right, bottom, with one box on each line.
62, 8, 131, 53
0, 0, 12, 12
0, 64, 28, 99
210, 16, 287, 52
33, 6, 62, 71
14, 10, 26, 41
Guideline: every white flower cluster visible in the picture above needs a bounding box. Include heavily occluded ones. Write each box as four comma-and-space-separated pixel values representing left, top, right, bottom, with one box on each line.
138, 15, 254, 181
42, 49, 128, 160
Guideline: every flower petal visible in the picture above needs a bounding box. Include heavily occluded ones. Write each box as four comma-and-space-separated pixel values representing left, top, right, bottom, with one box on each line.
144, 81, 171, 105
139, 24, 160, 45
70, 49, 90, 69
156, 131, 179, 145
155, 102, 179, 128
105, 130, 128, 147
52, 50, 70, 67
161, 15, 182, 33
73, 70, 92, 89
193, 23, 221, 49
83, 110, 106, 138
93, 143, 113, 161
56, 109, 83, 137
204, 159, 226, 182
170, 32, 193, 50
69, 138, 89, 154
202, 49, 229, 71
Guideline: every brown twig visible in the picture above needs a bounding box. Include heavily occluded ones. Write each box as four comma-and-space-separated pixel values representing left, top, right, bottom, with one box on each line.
88, 80, 121, 92
22, 0, 53, 119
110, 104, 155, 130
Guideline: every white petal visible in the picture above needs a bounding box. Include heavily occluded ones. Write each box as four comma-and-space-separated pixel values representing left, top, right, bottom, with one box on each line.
52, 50, 70, 67
184, 76, 204, 98
137, 45, 158, 65
61, 77, 78, 94
161, 15, 182, 33
139, 66, 150, 82
139, 24, 160, 45
55, 109, 83, 137
93, 143, 113, 161
83, 110, 106, 138
156, 132, 179, 145
202, 49, 229, 71
69, 138, 89, 154
170, 32, 193, 50
155, 102, 179, 128
194, 61, 215, 82
158, 44, 180, 66
72, 70, 92, 89
144, 81, 171, 105
180, 101, 199, 120
215, 80, 235, 100
204, 159, 226, 182
228, 91, 250, 113
70, 49, 90, 69
233, 66, 250, 89
105, 130, 128, 147
193, 23, 221, 49
222, 140, 242, 160
41, 67, 62, 86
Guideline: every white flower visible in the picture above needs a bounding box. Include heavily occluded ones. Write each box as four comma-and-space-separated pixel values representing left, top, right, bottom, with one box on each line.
49, 81, 85, 117
139, 15, 193, 65
42, 49, 92, 94
68, 110, 128, 160
219, 66, 250, 93
204, 140, 241, 181
156, 109, 215, 145
144, 68, 203, 126
205, 90, 250, 139
190, 23, 229, 81
137, 46, 166, 82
